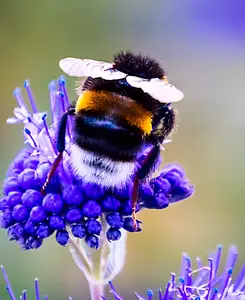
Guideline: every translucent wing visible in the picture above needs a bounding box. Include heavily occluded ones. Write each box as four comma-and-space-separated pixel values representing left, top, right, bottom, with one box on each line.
140, 78, 184, 103
126, 76, 145, 88
59, 57, 127, 80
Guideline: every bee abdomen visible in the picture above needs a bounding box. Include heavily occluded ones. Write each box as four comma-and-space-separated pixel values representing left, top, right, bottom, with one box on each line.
69, 144, 135, 188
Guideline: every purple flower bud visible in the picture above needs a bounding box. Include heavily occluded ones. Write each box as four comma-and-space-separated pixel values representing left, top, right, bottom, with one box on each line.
28, 237, 43, 249
30, 206, 47, 222
6, 191, 22, 207
82, 183, 105, 200
106, 213, 124, 229
10, 223, 25, 239
120, 200, 139, 216
12, 204, 29, 221
101, 196, 121, 212
151, 178, 171, 194
139, 185, 154, 203
71, 223, 86, 239
71, 223, 87, 239
2, 208, 14, 227
170, 181, 194, 203
49, 215, 65, 230
35, 162, 52, 185
82, 200, 102, 218
13, 148, 32, 170
18, 168, 39, 190
36, 163, 60, 193
162, 171, 182, 188
6, 167, 21, 178
36, 224, 52, 239
23, 155, 39, 170
0, 216, 9, 229
85, 234, 99, 249
123, 217, 142, 232
21, 190, 43, 209
114, 184, 133, 200
107, 228, 121, 241
63, 185, 84, 206
42, 194, 63, 213
65, 208, 83, 223
24, 219, 36, 234
7, 226, 17, 240
144, 192, 169, 209
160, 164, 186, 179
3, 177, 23, 194
0, 198, 7, 211
86, 219, 102, 235
56, 230, 69, 246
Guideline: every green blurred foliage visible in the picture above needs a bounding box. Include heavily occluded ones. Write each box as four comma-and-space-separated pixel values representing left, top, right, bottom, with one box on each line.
1, 0, 245, 299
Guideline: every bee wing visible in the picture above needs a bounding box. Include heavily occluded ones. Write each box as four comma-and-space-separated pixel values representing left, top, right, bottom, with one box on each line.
126, 76, 145, 88
140, 78, 184, 103
59, 57, 127, 80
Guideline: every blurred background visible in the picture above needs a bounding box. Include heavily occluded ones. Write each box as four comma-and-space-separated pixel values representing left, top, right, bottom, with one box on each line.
1, 0, 245, 299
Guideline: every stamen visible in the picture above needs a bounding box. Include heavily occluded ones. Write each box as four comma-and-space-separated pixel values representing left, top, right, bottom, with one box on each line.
134, 293, 146, 300
224, 246, 238, 272
58, 76, 72, 138
205, 259, 214, 300
196, 257, 202, 269
58, 76, 71, 107
109, 281, 124, 300
42, 114, 57, 154
22, 290, 27, 300
13, 88, 29, 116
177, 287, 188, 300
163, 282, 171, 300
220, 268, 233, 299
214, 245, 222, 276
24, 128, 38, 148
158, 289, 163, 300
233, 264, 245, 292
185, 257, 193, 293
27, 116, 41, 131
1, 266, 16, 300
147, 289, 153, 300
24, 80, 38, 113
180, 254, 188, 278
6, 286, 15, 300
170, 272, 176, 290
34, 278, 40, 300
49, 81, 58, 124
57, 91, 65, 113
210, 288, 218, 300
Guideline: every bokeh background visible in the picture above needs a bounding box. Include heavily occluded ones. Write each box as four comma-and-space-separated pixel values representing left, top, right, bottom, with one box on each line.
1, 0, 245, 299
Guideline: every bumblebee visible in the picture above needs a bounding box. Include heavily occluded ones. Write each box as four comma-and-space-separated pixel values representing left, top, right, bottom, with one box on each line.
42, 51, 184, 229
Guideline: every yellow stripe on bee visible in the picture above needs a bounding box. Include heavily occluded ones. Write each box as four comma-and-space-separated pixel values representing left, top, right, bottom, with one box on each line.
76, 90, 152, 134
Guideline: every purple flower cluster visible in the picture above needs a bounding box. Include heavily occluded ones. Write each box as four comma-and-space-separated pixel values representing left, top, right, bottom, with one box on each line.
0, 78, 194, 250
107, 245, 245, 300
1, 246, 245, 300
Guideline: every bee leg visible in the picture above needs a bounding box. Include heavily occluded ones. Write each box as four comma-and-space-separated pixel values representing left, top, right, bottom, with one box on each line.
132, 144, 161, 230
41, 107, 75, 194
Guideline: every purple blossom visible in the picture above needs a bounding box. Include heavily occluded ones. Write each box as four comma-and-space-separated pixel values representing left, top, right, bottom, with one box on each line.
1, 245, 245, 299
1, 78, 194, 250
107, 245, 245, 300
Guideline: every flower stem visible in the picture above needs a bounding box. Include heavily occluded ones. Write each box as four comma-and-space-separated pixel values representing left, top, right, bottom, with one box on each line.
89, 281, 104, 300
